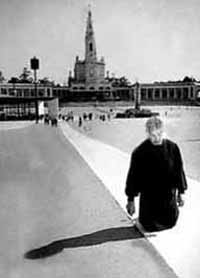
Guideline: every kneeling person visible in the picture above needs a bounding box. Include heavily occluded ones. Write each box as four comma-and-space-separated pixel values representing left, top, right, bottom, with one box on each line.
125, 116, 187, 232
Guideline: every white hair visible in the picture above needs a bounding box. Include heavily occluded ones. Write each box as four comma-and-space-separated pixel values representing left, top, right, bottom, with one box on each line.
145, 116, 164, 133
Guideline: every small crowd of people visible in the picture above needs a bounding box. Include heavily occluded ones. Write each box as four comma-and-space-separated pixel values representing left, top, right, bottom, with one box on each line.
60, 111, 74, 122
44, 115, 58, 127
77, 110, 112, 128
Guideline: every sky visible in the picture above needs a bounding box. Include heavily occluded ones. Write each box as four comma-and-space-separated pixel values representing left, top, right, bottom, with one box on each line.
1, 0, 200, 84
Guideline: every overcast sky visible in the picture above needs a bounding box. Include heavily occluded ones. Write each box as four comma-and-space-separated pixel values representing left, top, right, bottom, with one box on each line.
1, 0, 200, 84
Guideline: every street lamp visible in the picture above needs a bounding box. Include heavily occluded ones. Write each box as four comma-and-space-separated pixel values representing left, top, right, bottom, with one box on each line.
30, 56, 39, 123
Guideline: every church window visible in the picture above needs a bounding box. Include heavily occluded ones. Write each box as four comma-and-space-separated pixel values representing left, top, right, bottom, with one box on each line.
89, 43, 93, 51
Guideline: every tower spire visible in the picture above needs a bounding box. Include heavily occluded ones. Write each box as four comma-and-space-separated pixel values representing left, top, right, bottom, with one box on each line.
85, 9, 97, 61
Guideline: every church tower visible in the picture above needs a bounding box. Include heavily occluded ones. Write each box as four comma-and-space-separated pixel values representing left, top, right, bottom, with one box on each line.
71, 9, 106, 87
85, 9, 101, 83
85, 10, 97, 62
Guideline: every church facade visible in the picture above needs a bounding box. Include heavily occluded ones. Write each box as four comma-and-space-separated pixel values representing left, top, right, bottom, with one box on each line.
69, 10, 107, 88
66, 10, 199, 104
73, 10, 105, 85
67, 10, 131, 101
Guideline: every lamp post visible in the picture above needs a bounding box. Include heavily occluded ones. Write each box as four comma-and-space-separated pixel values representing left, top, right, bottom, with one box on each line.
30, 56, 39, 123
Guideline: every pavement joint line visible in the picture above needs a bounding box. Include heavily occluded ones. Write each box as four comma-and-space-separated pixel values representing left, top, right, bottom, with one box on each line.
60, 122, 200, 278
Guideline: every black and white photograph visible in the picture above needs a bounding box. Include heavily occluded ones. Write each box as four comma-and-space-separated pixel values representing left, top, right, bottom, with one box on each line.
0, 0, 200, 277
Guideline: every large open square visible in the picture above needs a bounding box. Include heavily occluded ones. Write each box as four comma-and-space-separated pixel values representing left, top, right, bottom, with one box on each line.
64, 105, 200, 181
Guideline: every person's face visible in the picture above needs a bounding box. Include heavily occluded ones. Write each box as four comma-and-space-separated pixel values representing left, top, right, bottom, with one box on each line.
147, 127, 163, 145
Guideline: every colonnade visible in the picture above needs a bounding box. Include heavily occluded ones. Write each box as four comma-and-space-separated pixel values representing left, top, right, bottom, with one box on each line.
140, 86, 195, 101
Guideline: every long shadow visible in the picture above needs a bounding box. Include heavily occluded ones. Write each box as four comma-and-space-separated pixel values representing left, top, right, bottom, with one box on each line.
25, 225, 143, 259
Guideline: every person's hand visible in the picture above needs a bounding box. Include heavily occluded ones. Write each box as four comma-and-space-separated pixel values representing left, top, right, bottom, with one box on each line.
126, 201, 135, 216
177, 194, 184, 207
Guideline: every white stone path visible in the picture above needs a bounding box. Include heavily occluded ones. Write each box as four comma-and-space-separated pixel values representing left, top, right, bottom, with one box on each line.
60, 122, 200, 278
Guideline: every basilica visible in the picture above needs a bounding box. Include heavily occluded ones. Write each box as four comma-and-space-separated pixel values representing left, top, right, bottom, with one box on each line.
66, 10, 199, 104
71, 10, 106, 87
67, 10, 132, 101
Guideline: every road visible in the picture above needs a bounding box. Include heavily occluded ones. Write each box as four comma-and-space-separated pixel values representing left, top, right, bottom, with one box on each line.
0, 123, 176, 278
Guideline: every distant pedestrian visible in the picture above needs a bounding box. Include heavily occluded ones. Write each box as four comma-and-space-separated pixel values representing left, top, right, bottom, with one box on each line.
78, 116, 82, 127
125, 116, 187, 232
44, 115, 50, 125
88, 112, 93, 121
51, 118, 58, 127
83, 113, 87, 121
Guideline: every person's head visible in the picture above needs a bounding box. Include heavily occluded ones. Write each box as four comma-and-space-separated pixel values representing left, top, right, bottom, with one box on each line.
145, 116, 164, 145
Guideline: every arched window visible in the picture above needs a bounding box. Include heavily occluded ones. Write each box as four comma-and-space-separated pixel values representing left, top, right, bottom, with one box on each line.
89, 87, 95, 90
89, 43, 93, 51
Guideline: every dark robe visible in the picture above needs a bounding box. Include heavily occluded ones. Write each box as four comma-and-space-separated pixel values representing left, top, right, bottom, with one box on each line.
125, 138, 187, 232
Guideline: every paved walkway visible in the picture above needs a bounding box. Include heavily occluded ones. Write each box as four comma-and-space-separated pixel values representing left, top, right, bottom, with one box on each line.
60, 121, 200, 278
0, 123, 176, 278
